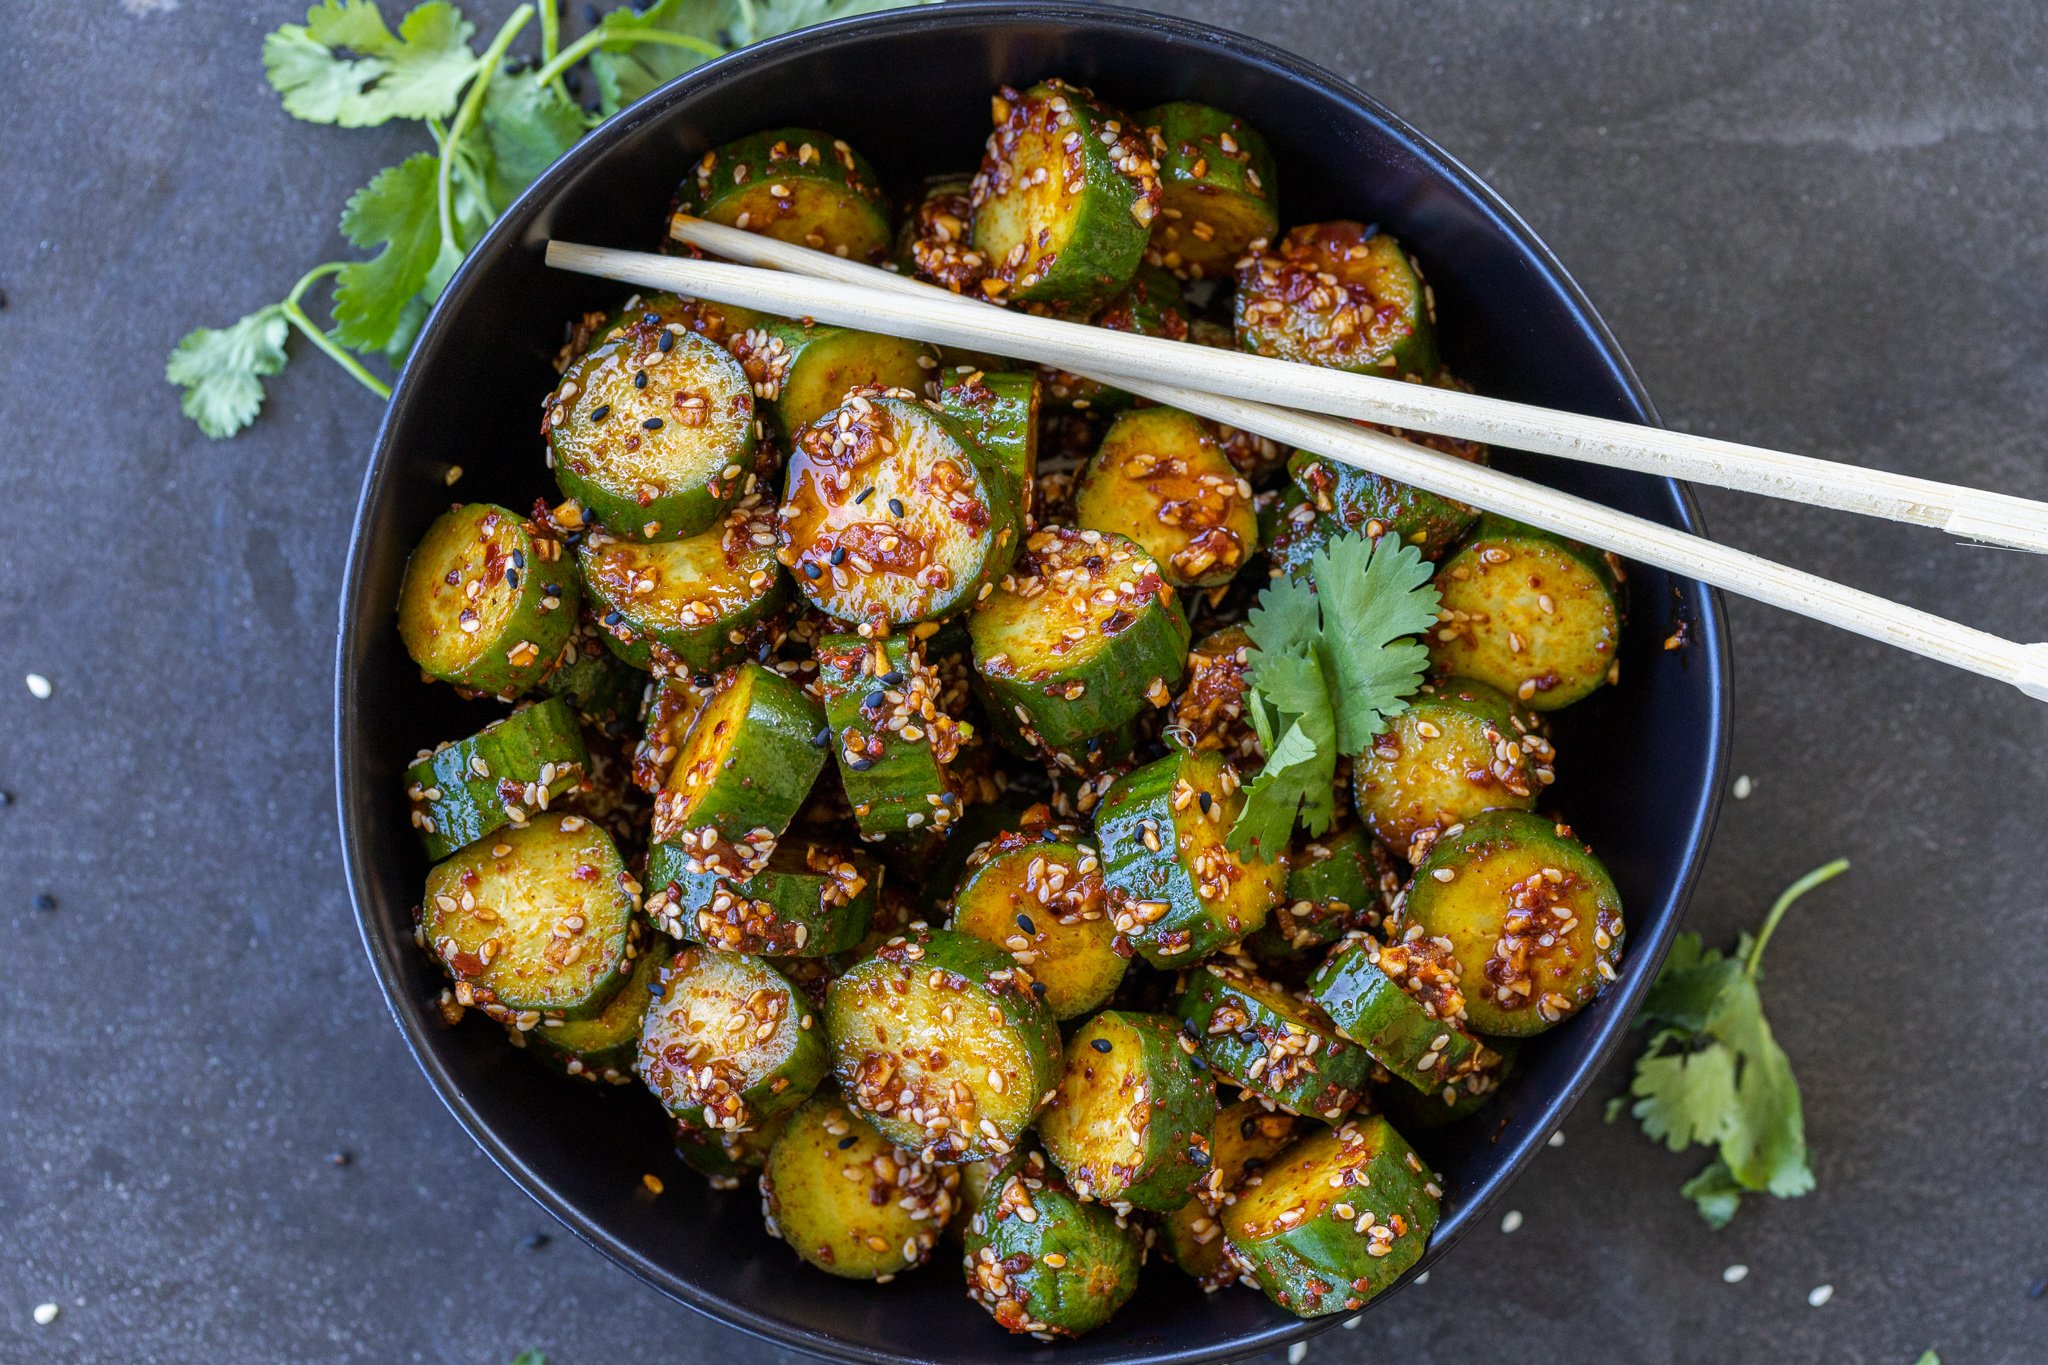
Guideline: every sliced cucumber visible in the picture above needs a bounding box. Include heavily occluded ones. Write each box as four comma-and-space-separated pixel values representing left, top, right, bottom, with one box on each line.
1162, 1099, 1303, 1290
1222, 1116, 1441, 1317
645, 836, 878, 957
406, 698, 589, 860
780, 392, 1023, 625
761, 1091, 959, 1279
421, 812, 638, 1023
1429, 517, 1623, 710
729, 318, 937, 439
1353, 676, 1554, 859
910, 790, 1036, 919
1276, 444, 1479, 566
971, 80, 1161, 311
1170, 626, 1261, 765
651, 661, 826, 873
639, 948, 827, 1131
1401, 809, 1624, 1035
630, 673, 711, 793
674, 1111, 786, 1188
547, 321, 757, 542
538, 612, 645, 731
1038, 264, 1190, 411
1076, 407, 1258, 588
969, 527, 1189, 752
825, 927, 1061, 1161
577, 500, 785, 676
816, 632, 969, 839
1311, 932, 1484, 1094
964, 1149, 1144, 1338
678, 128, 894, 264
1243, 826, 1393, 969
1096, 747, 1283, 966
1375, 1038, 1517, 1129
1176, 962, 1373, 1120
1235, 223, 1437, 377
936, 369, 1040, 508
1038, 1010, 1218, 1211
1138, 102, 1279, 280
526, 934, 671, 1084
398, 502, 577, 698
599, 289, 776, 354
947, 821, 1125, 1020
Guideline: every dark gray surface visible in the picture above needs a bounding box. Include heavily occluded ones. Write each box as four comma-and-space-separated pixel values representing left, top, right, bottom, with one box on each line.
2, 1, 2043, 1361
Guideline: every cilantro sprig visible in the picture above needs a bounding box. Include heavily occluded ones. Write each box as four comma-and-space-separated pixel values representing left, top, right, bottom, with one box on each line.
168, 0, 928, 438
1226, 532, 1441, 858
1610, 858, 1850, 1227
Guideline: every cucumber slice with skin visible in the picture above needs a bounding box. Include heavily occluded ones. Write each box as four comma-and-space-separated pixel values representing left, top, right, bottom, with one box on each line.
971, 80, 1162, 312
1274, 444, 1479, 569
547, 321, 758, 542
1222, 1115, 1442, 1317
1353, 676, 1555, 860
639, 947, 827, 1131
678, 128, 894, 265
1096, 747, 1283, 966
630, 673, 712, 793
674, 1111, 786, 1188
816, 632, 970, 840
406, 698, 589, 860
1169, 626, 1260, 766
948, 818, 1125, 1020
651, 661, 826, 876
421, 812, 639, 1024
911, 790, 1037, 919
729, 318, 938, 439
576, 498, 785, 676
1037, 264, 1190, 412
1235, 223, 1437, 378
1177, 962, 1373, 1120
1375, 1038, 1517, 1129
1038, 1010, 1218, 1212
1077, 407, 1259, 587
1402, 809, 1624, 1035
601, 290, 776, 355
1243, 826, 1393, 969
1429, 517, 1623, 710
398, 502, 577, 698
969, 527, 1190, 753
779, 392, 1023, 626
964, 1149, 1144, 1339
825, 927, 1062, 1162
898, 174, 994, 297
644, 837, 878, 957
936, 369, 1041, 509
1311, 932, 1484, 1094
1162, 1099, 1303, 1290
761, 1091, 960, 1279
525, 934, 672, 1084
1138, 102, 1280, 280
538, 615, 645, 731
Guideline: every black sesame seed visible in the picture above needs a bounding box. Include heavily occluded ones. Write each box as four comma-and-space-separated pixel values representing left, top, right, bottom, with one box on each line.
523, 1232, 552, 1250
658, 331, 676, 352
642, 311, 660, 325
830, 547, 847, 566
634, 370, 649, 389
590, 403, 611, 421
33, 892, 56, 912
880, 671, 905, 686
1030, 980, 1047, 997
1189, 1146, 1211, 1166
604, 719, 629, 736
603, 611, 623, 625
694, 673, 714, 688
1240, 1117, 1258, 1140
1015, 913, 1036, 934
848, 756, 875, 772
855, 487, 875, 503
544, 583, 560, 596
838, 1135, 859, 1150
512, 549, 527, 568
1090, 1038, 1112, 1053
642, 417, 664, 431
812, 727, 832, 747
864, 690, 887, 710
887, 497, 905, 517
504, 569, 521, 591
1198, 791, 1212, 813
938, 791, 957, 804
803, 561, 823, 580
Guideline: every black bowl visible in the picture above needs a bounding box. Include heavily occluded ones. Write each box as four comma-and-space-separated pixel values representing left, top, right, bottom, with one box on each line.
336, 4, 1730, 1360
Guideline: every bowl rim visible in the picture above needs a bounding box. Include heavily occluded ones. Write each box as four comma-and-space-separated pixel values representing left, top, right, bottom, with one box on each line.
335, 4, 1731, 1360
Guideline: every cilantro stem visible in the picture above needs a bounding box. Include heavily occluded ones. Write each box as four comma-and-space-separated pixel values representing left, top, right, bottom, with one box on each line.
1742, 858, 1849, 980
437, 5, 536, 268
281, 264, 391, 400
532, 26, 725, 89
539, 0, 561, 71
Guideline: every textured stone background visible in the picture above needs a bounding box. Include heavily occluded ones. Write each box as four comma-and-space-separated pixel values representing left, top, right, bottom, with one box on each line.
2, 1, 2045, 1361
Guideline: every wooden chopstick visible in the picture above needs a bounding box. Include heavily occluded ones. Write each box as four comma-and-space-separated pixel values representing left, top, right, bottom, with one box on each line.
543, 231, 2048, 705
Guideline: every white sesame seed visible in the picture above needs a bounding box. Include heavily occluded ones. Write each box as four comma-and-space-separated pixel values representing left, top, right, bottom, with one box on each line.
1499, 1209, 1524, 1234
33, 1303, 59, 1325
1342, 1316, 1362, 1330
1287, 1344, 1308, 1364
1808, 1283, 1833, 1307
25, 673, 52, 700
1547, 1130, 1566, 1148
1414, 1271, 1430, 1284
1732, 774, 1754, 799
1723, 1264, 1749, 1284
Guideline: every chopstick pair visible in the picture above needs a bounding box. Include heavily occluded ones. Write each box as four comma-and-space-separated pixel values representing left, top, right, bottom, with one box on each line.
542, 224, 2048, 705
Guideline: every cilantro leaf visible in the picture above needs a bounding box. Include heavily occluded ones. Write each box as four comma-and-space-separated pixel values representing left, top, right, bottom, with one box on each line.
165, 307, 291, 438
331, 152, 444, 352
1678, 1159, 1745, 1230
1308, 534, 1440, 754
583, 0, 729, 118
480, 70, 588, 205
1707, 975, 1815, 1198
265, 0, 479, 128
1627, 1033, 1738, 1151
731, 0, 933, 44
508, 1352, 546, 1365
1226, 713, 1331, 859
1639, 933, 1740, 1033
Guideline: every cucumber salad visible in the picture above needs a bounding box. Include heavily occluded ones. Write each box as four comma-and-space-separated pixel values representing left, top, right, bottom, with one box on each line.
394, 81, 1627, 1339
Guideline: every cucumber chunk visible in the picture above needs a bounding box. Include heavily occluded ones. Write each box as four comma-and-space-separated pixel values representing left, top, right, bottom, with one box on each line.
1177, 962, 1373, 1120
644, 837, 878, 957
1272, 443, 1478, 571
1222, 1115, 1441, 1317
780, 392, 1023, 625
576, 498, 785, 676
1038, 1010, 1218, 1212
911, 791, 1037, 920
1375, 1038, 1516, 1129
964, 1149, 1144, 1338
1401, 809, 1624, 1034
947, 819, 1125, 1020
1138, 101, 1279, 280
1352, 676, 1554, 859
729, 318, 937, 438
547, 321, 758, 542
971, 80, 1162, 311
1162, 1099, 1303, 1290
1169, 626, 1261, 766
639, 948, 827, 1131
825, 927, 1061, 1162
678, 128, 894, 265
526, 934, 672, 1084
761, 1091, 959, 1279
674, 1111, 786, 1188
1096, 747, 1283, 966
969, 527, 1189, 753
816, 632, 970, 839
1429, 517, 1623, 710
936, 369, 1041, 509
1311, 932, 1485, 1094
651, 661, 826, 874
398, 502, 577, 698
406, 698, 589, 860
1076, 407, 1259, 587
1243, 826, 1393, 969
421, 812, 639, 1023
1235, 223, 1437, 377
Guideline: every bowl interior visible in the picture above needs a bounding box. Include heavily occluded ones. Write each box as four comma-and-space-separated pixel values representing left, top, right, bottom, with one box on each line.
338, 6, 1727, 1362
